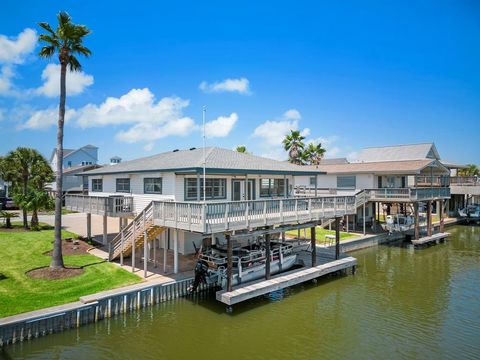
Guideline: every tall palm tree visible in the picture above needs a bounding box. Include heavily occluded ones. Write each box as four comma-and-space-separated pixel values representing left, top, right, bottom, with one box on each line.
38, 12, 91, 269
1, 148, 46, 229
458, 164, 479, 177
282, 130, 305, 164
304, 142, 326, 166
235, 145, 248, 154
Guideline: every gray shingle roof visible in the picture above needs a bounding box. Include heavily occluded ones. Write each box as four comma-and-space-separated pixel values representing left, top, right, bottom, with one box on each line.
83, 147, 323, 176
355, 143, 440, 162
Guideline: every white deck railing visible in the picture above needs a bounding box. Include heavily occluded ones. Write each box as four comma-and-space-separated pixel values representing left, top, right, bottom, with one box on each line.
450, 176, 479, 186
65, 195, 134, 216
152, 196, 357, 233
364, 187, 450, 202
415, 175, 450, 187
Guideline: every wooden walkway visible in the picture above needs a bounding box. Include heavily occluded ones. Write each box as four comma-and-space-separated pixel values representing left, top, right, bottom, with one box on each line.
216, 249, 357, 306
411, 232, 450, 246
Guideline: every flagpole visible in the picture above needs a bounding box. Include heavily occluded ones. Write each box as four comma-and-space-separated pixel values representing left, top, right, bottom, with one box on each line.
203, 106, 206, 203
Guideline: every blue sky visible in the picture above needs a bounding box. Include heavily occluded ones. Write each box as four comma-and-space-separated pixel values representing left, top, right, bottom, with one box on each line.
1, 0, 479, 164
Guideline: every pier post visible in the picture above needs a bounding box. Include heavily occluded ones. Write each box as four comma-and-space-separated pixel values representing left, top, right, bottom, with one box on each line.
265, 233, 271, 279
335, 217, 340, 260
439, 200, 444, 233
310, 226, 316, 266
153, 236, 157, 268
86, 213, 91, 241
163, 230, 168, 274
226, 234, 233, 292
414, 203, 420, 240
427, 201, 432, 236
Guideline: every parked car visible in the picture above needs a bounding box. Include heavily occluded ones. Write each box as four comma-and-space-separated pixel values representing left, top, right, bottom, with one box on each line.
4, 198, 17, 210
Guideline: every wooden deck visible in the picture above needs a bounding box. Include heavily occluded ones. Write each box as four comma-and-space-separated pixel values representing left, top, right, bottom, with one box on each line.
216, 249, 357, 306
411, 232, 450, 246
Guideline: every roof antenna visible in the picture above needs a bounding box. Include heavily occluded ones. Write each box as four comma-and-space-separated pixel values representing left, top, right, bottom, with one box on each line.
203, 105, 207, 203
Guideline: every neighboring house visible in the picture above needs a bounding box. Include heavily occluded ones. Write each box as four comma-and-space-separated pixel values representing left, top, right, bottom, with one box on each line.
0, 177, 9, 197
50, 144, 98, 170
49, 145, 100, 194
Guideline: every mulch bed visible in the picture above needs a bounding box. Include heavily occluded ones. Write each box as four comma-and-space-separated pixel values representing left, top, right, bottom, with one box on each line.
27, 266, 84, 280
44, 239, 93, 256
0, 227, 27, 232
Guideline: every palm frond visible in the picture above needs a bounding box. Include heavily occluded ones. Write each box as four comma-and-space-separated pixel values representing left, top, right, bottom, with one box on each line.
38, 33, 60, 47
71, 44, 91, 57
38, 22, 55, 35
38, 45, 56, 59
67, 55, 82, 71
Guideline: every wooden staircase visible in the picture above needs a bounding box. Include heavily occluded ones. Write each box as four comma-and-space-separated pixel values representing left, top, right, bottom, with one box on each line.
109, 202, 165, 260
319, 190, 369, 229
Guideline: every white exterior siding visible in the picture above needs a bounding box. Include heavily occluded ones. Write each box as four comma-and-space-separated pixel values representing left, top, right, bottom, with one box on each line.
89, 172, 176, 213
295, 174, 374, 191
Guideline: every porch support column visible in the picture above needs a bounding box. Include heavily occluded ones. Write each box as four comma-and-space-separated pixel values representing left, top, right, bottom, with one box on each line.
315, 175, 318, 197
265, 233, 271, 279
414, 203, 420, 240
310, 225, 316, 266
153, 236, 157, 268
173, 229, 178, 274
163, 230, 168, 274
226, 234, 233, 292
246, 174, 249, 200
362, 201, 366, 236
346, 215, 349, 233
143, 231, 148, 278
283, 174, 287, 198
103, 215, 108, 245
86, 213, 92, 241
427, 200, 432, 236
119, 217, 122, 232
335, 217, 340, 260
120, 228, 124, 266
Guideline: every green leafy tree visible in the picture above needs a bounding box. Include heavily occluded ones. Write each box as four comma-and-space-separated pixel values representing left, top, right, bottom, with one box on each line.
282, 130, 305, 164
1, 148, 48, 229
235, 145, 248, 154
304, 142, 326, 165
458, 164, 479, 177
38, 11, 91, 269
0, 211, 19, 229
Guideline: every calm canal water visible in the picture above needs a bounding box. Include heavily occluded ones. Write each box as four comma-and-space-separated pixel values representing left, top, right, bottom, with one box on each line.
2, 225, 479, 360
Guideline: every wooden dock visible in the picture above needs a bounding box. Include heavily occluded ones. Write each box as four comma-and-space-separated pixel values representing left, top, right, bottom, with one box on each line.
411, 232, 450, 247
216, 251, 357, 306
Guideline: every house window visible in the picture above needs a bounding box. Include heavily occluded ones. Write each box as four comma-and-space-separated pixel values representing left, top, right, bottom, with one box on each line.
67, 161, 72, 167
337, 176, 356, 189
260, 178, 288, 197
309, 176, 316, 186
116, 178, 130, 193
387, 176, 395, 188
378, 176, 383, 188
92, 179, 103, 192
81, 161, 93, 166
184, 178, 226, 200
83, 176, 89, 190
144, 178, 162, 194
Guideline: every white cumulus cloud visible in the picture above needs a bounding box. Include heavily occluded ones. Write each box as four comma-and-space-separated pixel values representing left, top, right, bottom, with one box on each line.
199, 78, 250, 94
0, 28, 37, 64
0, 66, 14, 94
19, 107, 76, 130
205, 112, 238, 138
35, 64, 94, 97
252, 109, 312, 160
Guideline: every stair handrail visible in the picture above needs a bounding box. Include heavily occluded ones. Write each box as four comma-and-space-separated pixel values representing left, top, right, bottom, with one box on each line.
110, 202, 155, 257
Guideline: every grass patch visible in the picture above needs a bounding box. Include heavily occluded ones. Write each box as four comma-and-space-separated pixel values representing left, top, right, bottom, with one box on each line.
286, 226, 359, 244
0, 224, 141, 318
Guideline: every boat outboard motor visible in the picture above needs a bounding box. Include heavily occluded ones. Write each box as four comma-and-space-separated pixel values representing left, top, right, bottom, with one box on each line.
188, 259, 209, 293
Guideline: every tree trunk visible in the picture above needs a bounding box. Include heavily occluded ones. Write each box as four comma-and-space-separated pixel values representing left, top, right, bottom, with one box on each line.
50, 62, 67, 269
22, 178, 28, 229
6, 217, 11, 229
31, 209, 39, 229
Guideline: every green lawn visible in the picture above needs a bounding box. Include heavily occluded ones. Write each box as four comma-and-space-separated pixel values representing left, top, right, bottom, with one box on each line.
286, 226, 359, 244
0, 223, 141, 318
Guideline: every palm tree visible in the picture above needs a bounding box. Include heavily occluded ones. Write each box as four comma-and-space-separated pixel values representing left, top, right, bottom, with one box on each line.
1, 148, 46, 229
304, 142, 326, 166
282, 130, 305, 164
0, 211, 19, 229
458, 164, 479, 177
236, 145, 248, 154
38, 12, 91, 269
